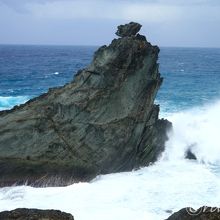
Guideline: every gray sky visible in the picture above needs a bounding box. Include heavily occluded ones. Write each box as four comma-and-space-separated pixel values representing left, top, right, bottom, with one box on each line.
0, 0, 220, 47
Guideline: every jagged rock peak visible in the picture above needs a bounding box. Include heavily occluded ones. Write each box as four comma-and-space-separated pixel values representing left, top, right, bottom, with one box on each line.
116, 22, 142, 37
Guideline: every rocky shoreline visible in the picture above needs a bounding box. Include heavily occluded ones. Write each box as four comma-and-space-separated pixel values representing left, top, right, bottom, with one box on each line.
1, 206, 220, 220
0, 22, 171, 187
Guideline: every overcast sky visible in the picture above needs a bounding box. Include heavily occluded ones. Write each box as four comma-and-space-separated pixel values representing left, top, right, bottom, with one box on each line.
0, 0, 220, 47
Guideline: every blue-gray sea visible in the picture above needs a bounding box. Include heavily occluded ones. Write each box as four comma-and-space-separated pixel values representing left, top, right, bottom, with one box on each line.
0, 45, 220, 220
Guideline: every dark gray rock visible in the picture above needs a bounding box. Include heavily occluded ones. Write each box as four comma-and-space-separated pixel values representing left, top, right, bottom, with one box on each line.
116, 22, 142, 37
0, 22, 171, 186
185, 143, 197, 160
185, 149, 197, 160
0, 208, 74, 220
166, 206, 220, 220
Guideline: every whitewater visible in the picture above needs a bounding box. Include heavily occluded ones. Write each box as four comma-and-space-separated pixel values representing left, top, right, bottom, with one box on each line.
0, 98, 220, 220
0, 46, 220, 219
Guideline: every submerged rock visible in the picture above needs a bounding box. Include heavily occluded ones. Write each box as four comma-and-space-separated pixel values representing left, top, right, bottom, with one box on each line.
185, 143, 197, 160
185, 149, 197, 160
0, 208, 74, 220
0, 22, 171, 186
166, 206, 220, 220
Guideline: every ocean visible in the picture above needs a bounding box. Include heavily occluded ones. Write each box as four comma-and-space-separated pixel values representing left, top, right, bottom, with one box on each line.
0, 45, 220, 219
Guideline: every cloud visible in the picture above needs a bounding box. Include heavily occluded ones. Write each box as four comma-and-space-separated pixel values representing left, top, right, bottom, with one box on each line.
1, 0, 219, 23
0, 0, 220, 47
121, 4, 182, 23
1, 0, 220, 10
6, 0, 181, 24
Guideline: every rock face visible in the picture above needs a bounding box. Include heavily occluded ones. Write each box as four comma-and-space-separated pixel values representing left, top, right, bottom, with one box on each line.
166, 206, 220, 220
0, 208, 74, 220
0, 22, 171, 186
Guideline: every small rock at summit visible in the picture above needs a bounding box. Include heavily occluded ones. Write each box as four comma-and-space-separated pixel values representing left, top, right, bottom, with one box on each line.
0, 208, 74, 220
116, 22, 142, 37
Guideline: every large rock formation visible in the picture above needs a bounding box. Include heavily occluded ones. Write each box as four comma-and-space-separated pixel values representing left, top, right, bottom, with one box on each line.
166, 206, 220, 220
0, 22, 171, 186
0, 208, 74, 220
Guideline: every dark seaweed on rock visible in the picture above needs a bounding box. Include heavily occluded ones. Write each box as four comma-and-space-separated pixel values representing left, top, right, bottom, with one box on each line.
0, 22, 171, 186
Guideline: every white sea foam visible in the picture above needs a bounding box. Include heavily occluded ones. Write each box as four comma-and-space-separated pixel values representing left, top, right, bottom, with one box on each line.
0, 96, 29, 111
0, 100, 220, 219
163, 100, 220, 164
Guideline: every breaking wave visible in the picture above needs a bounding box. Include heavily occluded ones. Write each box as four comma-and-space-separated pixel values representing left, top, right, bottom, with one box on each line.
162, 99, 220, 165
0, 100, 220, 219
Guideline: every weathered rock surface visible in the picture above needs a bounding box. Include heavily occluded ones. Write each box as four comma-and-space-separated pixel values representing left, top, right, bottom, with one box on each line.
0, 22, 171, 186
0, 208, 74, 220
166, 206, 220, 220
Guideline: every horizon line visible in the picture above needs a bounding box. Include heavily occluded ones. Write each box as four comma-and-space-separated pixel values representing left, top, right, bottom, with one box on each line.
0, 43, 220, 49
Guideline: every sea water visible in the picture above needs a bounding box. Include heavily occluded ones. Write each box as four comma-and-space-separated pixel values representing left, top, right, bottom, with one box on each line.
0, 45, 220, 219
